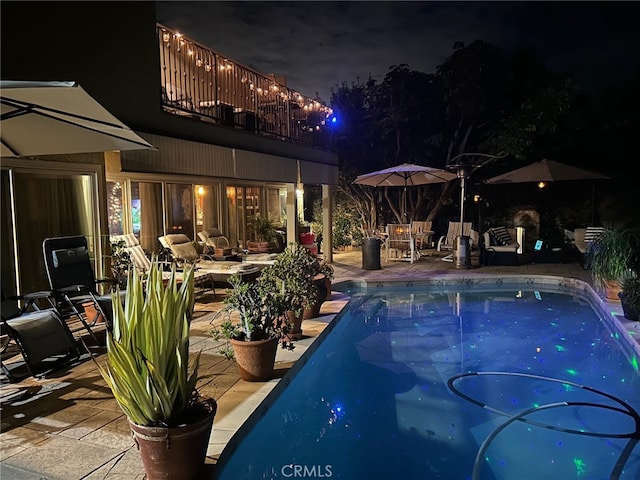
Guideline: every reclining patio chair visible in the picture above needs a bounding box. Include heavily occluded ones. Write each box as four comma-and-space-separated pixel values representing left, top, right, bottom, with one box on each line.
1, 283, 80, 381
42, 235, 124, 344
197, 228, 234, 258
111, 233, 216, 296
158, 234, 261, 285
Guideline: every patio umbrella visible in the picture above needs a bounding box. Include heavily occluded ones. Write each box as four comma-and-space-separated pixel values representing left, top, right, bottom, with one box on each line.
486, 159, 609, 224
354, 163, 456, 221
1, 80, 155, 157
485, 159, 608, 185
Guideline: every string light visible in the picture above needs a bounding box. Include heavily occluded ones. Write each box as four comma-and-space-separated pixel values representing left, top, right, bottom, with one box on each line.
159, 24, 334, 136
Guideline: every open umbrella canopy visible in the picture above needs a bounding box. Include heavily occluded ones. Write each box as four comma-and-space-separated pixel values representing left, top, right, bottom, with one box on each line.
485, 159, 608, 184
1, 81, 155, 157
354, 163, 456, 221
354, 163, 457, 187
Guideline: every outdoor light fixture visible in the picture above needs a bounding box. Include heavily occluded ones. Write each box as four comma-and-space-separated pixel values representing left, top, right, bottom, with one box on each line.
538, 181, 546, 189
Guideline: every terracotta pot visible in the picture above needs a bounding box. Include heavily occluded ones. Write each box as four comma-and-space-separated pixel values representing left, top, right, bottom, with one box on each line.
604, 280, 623, 302
286, 309, 304, 340
246, 241, 273, 253
128, 398, 216, 480
303, 275, 328, 319
82, 302, 105, 324
230, 336, 279, 381
324, 277, 332, 301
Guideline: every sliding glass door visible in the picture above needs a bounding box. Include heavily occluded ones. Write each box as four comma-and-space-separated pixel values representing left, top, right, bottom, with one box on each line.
2, 167, 98, 294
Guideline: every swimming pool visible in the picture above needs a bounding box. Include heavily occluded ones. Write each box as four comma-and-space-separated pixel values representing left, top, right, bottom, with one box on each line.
213, 278, 640, 480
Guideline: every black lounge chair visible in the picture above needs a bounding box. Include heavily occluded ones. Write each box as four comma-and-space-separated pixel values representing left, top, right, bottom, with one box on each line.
1, 284, 80, 381
42, 235, 124, 344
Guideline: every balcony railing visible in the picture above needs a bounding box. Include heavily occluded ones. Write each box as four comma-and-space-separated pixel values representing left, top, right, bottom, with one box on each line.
158, 24, 334, 149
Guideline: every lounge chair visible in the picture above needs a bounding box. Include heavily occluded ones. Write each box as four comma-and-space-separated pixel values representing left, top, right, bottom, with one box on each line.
197, 228, 236, 259
436, 222, 473, 252
42, 235, 124, 343
158, 234, 260, 284
481, 226, 520, 266
111, 234, 216, 296
572, 226, 606, 268
1, 283, 80, 381
385, 224, 417, 263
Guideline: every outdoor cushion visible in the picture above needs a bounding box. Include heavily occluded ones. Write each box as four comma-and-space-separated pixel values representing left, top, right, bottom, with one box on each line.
489, 226, 512, 246
170, 242, 200, 262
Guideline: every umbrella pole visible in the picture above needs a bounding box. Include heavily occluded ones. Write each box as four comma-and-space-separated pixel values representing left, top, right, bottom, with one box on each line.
459, 172, 466, 225
402, 178, 408, 223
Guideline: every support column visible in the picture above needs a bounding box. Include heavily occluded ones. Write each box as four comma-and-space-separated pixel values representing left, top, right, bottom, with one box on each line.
285, 183, 298, 247
322, 184, 333, 263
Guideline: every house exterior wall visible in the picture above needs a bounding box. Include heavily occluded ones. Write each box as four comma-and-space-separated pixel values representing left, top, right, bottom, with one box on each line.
1, 1, 336, 293
0, 1, 338, 174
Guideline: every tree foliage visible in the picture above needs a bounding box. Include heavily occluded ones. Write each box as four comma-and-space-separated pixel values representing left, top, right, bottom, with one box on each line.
330, 40, 583, 237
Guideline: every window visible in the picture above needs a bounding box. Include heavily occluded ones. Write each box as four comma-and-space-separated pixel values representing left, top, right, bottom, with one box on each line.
131, 181, 163, 252
8, 169, 97, 292
166, 183, 194, 240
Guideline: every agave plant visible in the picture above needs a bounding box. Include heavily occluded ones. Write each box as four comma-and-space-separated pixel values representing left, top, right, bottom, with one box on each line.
96, 261, 203, 427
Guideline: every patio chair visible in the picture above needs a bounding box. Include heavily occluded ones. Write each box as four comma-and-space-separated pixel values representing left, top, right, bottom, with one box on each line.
111, 234, 216, 296
197, 228, 236, 259
385, 224, 417, 263
572, 226, 606, 268
411, 221, 433, 250
158, 234, 261, 285
436, 222, 473, 252
481, 226, 520, 266
42, 235, 124, 343
1, 283, 80, 381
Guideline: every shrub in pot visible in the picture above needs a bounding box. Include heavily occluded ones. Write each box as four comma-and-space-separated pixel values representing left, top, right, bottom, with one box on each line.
210, 272, 293, 381
587, 227, 640, 301
247, 215, 278, 252
267, 243, 320, 336
96, 262, 216, 480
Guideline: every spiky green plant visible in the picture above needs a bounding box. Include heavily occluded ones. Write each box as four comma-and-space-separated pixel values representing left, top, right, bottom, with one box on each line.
96, 262, 204, 427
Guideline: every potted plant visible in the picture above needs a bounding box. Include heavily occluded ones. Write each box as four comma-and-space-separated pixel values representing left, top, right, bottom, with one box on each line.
587, 227, 640, 301
302, 256, 334, 318
619, 276, 640, 321
109, 239, 132, 289
96, 262, 216, 480
267, 243, 323, 336
247, 215, 277, 253
210, 271, 293, 381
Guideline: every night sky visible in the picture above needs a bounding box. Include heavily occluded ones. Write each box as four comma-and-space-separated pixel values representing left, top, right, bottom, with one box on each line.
156, 1, 640, 102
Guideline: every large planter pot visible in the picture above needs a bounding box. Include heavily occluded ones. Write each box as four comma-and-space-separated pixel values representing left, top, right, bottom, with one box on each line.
604, 280, 623, 302
231, 336, 279, 381
246, 240, 273, 253
128, 398, 217, 480
286, 309, 304, 340
303, 275, 329, 319
619, 292, 640, 321
324, 277, 332, 301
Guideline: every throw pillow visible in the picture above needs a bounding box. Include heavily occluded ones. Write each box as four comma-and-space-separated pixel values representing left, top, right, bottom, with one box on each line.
490, 227, 512, 246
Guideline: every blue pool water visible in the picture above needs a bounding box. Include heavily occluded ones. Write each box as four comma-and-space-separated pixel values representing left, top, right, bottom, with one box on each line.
214, 282, 640, 480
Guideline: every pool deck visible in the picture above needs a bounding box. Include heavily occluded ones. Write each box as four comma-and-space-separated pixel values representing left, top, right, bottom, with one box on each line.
1, 248, 636, 479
